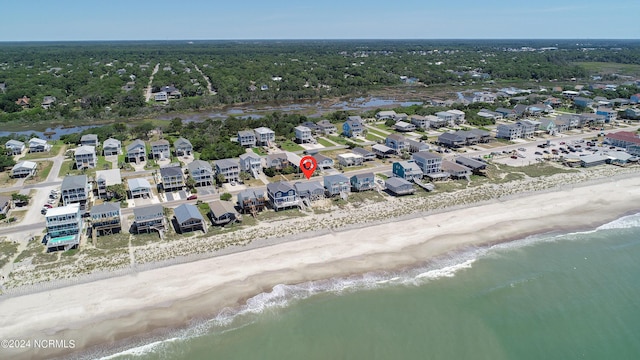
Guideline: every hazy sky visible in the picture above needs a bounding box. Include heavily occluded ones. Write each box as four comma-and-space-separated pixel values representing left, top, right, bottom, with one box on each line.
2, 0, 639, 41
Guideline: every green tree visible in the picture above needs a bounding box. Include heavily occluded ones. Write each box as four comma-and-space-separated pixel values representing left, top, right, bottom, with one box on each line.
106, 184, 126, 200
220, 192, 232, 201
11, 193, 30, 205
0, 152, 16, 171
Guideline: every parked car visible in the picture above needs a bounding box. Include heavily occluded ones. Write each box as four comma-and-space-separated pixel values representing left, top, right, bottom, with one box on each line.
510, 155, 518, 159
559, 142, 566, 145
518, 147, 526, 151
535, 151, 542, 155
41, 207, 48, 215
187, 194, 198, 200
43, 204, 53, 209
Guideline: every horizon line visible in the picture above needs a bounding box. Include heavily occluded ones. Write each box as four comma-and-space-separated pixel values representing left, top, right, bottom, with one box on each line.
1, 38, 640, 43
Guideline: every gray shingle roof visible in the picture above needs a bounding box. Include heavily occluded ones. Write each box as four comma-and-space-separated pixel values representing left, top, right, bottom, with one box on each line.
90, 202, 120, 216
174, 203, 204, 224
134, 204, 164, 220
160, 166, 183, 177
267, 181, 294, 194
126, 139, 146, 152
61, 175, 87, 191
324, 174, 349, 184
208, 200, 237, 219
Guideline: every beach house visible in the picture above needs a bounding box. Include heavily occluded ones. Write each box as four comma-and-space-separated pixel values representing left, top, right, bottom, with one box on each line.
28, 137, 51, 153
187, 160, 214, 187
237, 189, 266, 214
496, 123, 523, 140
208, 200, 240, 226
266, 181, 300, 211
343, 117, 364, 137
11, 161, 37, 178
385, 177, 415, 196
596, 107, 617, 123
125, 140, 146, 163
316, 120, 337, 134
324, 174, 351, 197
238, 130, 257, 147
435, 111, 455, 126
74, 145, 97, 169
392, 160, 423, 181
295, 181, 325, 201
45, 203, 83, 252
406, 139, 430, 153
61, 175, 90, 210
375, 110, 397, 120
337, 153, 364, 167
294, 125, 314, 144
385, 134, 408, 153
5, 139, 25, 155
455, 157, 488, 175
350, 172, 375, 192
394, 121, 416, 132
438, 132, 466, 148
174, 137, 193, 156
103, 138, 122, 156
151, 139, 170, 160
215, 159, 240, 183
160, 165, 184, 191
90, 202, 121, 237
80, 134, 99, 147
133, 204, 165, 234
239, 153, 263, 177
410, 115, 429, 130
441, 160, 471, 179
95, 169, 122, 199
266, 153, 288, 171
412, 151, 444, 178
174, 203, 208, 233
127, 178, 152, 199
372, 144, 395, 158
254, 127, 276, 146
352, 147, 376, 161
314, 153, 334, 169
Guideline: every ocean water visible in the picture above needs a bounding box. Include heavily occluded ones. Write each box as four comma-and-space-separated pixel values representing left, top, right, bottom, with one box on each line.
99, 214, 640, 360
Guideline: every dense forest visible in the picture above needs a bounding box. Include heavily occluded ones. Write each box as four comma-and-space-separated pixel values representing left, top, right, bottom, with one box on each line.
1, 39, 639, 124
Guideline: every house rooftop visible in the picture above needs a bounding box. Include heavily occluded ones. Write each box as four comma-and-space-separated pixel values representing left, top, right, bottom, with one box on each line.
254, 126, 275, 134
324, 174, 349, 183
127, 177, 151, 190
239, 152, 261, 160
385, 177, 412, 187
90, 202, 120, 216
605, 131, 640, 145
61, 175, 88, 191
46, 203, 80, 217
74, 145, 95, 155
151, 139, 170, 146
352, 147, 374, 156
267, 181, 295, 193
126, 139, 145, 151
80, 134, 98, 142
294, 181, 324, 193
413, 151, 442, 161
96, 169, 122, 186
175, 137, 192, 147
208, 200, 237, 219
215, 158, 239, 169
160, 165, 183, 177
351, 172, 374, 180
174, 203, 204, 224
14, 160, 37, 169
188, 160, 212, 171
134, 204, 164, 219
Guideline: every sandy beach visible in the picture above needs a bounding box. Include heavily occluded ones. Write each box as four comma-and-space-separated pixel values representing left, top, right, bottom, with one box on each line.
1, 171, 639, 359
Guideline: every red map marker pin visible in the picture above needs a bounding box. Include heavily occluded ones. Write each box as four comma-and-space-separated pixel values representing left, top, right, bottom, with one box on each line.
299, 155, 318, 180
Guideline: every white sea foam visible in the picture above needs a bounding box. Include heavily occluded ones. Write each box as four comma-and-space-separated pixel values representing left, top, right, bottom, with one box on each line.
98, 337, 180, 359
596, 212, 640, 230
